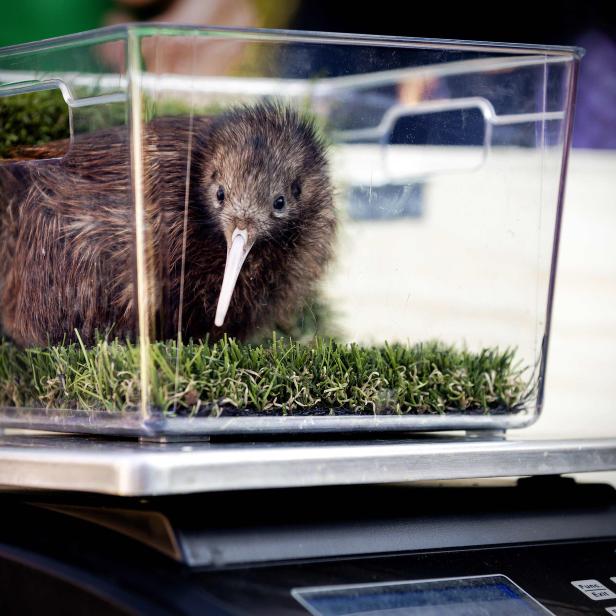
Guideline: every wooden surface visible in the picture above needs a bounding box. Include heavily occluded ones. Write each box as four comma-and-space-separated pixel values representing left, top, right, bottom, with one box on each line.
323, 147, 616, 440
524, 150, 616, 439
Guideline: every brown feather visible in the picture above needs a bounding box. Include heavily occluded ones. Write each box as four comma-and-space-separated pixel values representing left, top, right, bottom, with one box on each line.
0, 104, 336, 346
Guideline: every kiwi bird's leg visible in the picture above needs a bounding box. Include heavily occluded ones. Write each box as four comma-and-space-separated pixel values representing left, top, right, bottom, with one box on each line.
215, 227, 253, 327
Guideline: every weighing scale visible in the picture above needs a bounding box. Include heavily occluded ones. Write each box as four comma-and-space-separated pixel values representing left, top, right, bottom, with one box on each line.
0, 22, 608, 616
0, 432, 615, 615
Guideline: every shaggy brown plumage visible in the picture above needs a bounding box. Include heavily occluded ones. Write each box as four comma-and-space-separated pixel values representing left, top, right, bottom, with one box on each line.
0, 104, 336, 346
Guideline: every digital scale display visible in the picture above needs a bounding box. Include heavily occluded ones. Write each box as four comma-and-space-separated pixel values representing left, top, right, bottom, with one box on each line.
293, 575, 554, 615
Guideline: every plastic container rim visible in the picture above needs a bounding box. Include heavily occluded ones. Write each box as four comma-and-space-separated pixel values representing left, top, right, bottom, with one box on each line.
0, 23, 585, 59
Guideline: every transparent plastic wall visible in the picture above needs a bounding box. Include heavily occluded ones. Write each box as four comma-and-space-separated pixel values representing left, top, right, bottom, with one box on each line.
0, 26, 580, 436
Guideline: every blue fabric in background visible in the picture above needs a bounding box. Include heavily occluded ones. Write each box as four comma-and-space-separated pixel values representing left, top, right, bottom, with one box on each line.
574, 30, 616, 149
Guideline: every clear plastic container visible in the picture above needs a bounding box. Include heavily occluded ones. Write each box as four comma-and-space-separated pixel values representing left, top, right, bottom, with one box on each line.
0, 25, 581, 437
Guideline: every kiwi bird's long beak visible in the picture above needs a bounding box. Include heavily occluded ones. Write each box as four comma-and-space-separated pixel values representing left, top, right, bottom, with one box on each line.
215, 227, 252, 327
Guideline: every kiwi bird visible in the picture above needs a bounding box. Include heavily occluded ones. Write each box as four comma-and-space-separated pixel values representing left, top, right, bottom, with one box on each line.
0, 104, 336, 346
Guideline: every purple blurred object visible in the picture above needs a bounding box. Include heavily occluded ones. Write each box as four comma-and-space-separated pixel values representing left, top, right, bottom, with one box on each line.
573, 30, 616, 149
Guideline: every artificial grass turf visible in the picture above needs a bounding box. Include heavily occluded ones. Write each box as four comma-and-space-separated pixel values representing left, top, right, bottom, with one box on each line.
0, 335, 530, 416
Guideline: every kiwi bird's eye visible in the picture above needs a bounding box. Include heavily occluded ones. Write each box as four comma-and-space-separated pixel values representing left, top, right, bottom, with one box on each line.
273, 195, 286, 211
216, 185, 225, 203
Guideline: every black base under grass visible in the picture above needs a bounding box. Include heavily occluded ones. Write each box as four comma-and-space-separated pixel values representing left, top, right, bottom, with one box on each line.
170, 403, 520, 418
0, 334, 532, 416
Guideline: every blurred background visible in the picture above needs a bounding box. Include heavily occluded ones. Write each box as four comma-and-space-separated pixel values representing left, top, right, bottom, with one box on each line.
0, 0, 614, 440
1, 0, 614, 148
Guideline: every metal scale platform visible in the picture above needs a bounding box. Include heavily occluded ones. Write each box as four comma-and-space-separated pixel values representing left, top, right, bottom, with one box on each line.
0, 431, 615, 615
